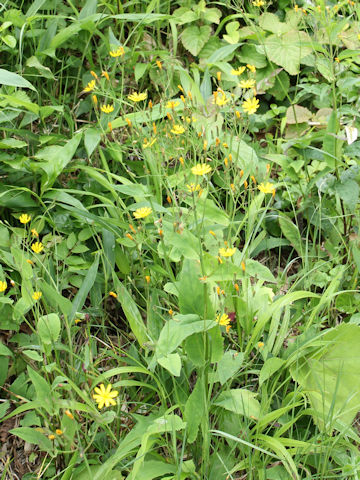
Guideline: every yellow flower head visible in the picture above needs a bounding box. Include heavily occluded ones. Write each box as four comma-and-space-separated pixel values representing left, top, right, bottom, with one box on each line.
186, 183, 201, 193
31, 242, 44, 254
166, 100, 180, 109
19, 214, 31, 224
242, 97, 259, 115
101, 104, 114, 114
191, 164, 212, 176
219, 247, 236, 257
32, 291, 42, 301
252, 0, 265, 6
216, 313, 231, 332
247, 64, 256, 73
258, 182, 276, 195
31, 228, 39, 237
55, 429, 63, 435
109, 46, 125, 57
83, 80, 96, 93
133, 207, 152, 219
213, 90, 230, 106
170, 125, 185, 135
239, 79, 256, 89
143, 137, 157, 149
0, 281, 7, 293
128, 91, 147, 102
92, 383, 119, 410
231, 66, 246, 76
101, 71, 110, 81
109, 291, 117, 298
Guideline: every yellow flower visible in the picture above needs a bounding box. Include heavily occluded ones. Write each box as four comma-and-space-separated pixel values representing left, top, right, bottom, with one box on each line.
128, 91, 147, 102
109, 291, 117, 298
242, 97, 259, 115
219, 247, 236, 257
65, 410, 74, 420
55, 429, 63, 435
19, 214, 31, 224
170, 125, 185, 135
90, 71, 98, 79
252, 0, 265, 5
31, 242, 44, 254
101, 71, 110, 81
143, 137, 157, 149
48, 434, 55, 440
258, 182, 276, 195
239, 79, 256, 89
247, 64, 256, 72
0, 281, 7, 293
186, 183, 201, 193
231, 66, 246, 76
109, 46, 125, 57
191, 164, 212, 176
101, 104, 114, 114
166, 100, 180, 109
133, 207, 152, 219
216, 313, 231, 332
156, 60, 162, 70
258, 341, 265, 348
83, 80, 96, 93
145, 275, 151, 284
27, 259, 34, 265
92, 383, 119, 409
31, 228, 39, 237
32, 291, 42, 301
213, 90, 229, 106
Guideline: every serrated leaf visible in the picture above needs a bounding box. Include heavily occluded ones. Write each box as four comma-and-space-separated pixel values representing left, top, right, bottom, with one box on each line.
181, 25, 211, 56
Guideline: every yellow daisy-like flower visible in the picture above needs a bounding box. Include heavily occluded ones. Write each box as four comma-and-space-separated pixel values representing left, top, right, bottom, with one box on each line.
109, 46, 125, 57
216, 313, 231, 332
252, 0, 265, 6
170, 125, 185, 135
83, 80, 96, 93
258, 182, 276, 195
32, 291, 42, 301
166, 100, 180, 109
31, 242, 44, 254
109, 291, 117, 298
19, 214, 31, 224
191, 164, 212, 176
231, 66, 246, 76
247, 64, 256, 73
0, 281, 7, 293
143, 137, 157, 149
239, 79, 256, 89
219, 247, 236, 257
242, 97, 259, 115
186, 183, 201, 193
92, 383, 119, 410
213, 90, 230, 106
101, 104, 114, 114
133, 207, 153, 219
128, 91, 147, 102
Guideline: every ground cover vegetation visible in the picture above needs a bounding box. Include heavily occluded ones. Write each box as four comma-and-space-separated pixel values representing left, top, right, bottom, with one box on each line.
1, 0, 360, 478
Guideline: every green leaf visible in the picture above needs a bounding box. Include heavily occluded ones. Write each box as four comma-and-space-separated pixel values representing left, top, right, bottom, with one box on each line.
84, 128, 101, 157
10, 427, 53, 452
0, 343, 13, 357
0, 138, 27, 149
26, 56, 55, 80
158, 353, 181, 376
27, 366, 54, 415
112, 275, 148, 347
286, 105, 312, 124
37, 313, 61, 345
214, 389, 261, 419
335, 179, 359, 213
184, 376, 205, 443
259, 357, 285, 386
264, 30, 312, 75
278, 215, 302, 256
290, 324, 360, 431
259, 13, 291, 34
23, 350, 43, 362
0, 68, 36, 91
245, 259, 276, 283
69, 255, 99, 322
217, 350, 244, 385
134, 63, 148, 82
181, 25, 211, 56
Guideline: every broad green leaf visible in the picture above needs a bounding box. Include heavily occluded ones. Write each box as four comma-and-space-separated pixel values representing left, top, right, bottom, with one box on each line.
217, 350, 244, 385
264, 30, 312, 75
156, 314, 216, 357
181, 25, 211, 56
0, 68, 36, 91
158, 353, 181, 376
112, 274, 148, 347
84, 128, 101, 157
79, 0, 98, 19
335, 179, 359, 213
0, 138, 27, 149
37, 313, 61, 345
286, 105, 312, 124
39, 281, 72, 316
26, 56, 55, 79
214, 389, 261, 419
244, 259, 276, 283
184, 376, 205, 443
10, 427, 53, 452
259, 13, 291, 34
290, 323, 360, 431
27, 366, 54, 415
259, 357, 285, 386
23, 350, 43, 362
69, 255, 99, 322
0, 343, 13, 357
278, 215, 302, 256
